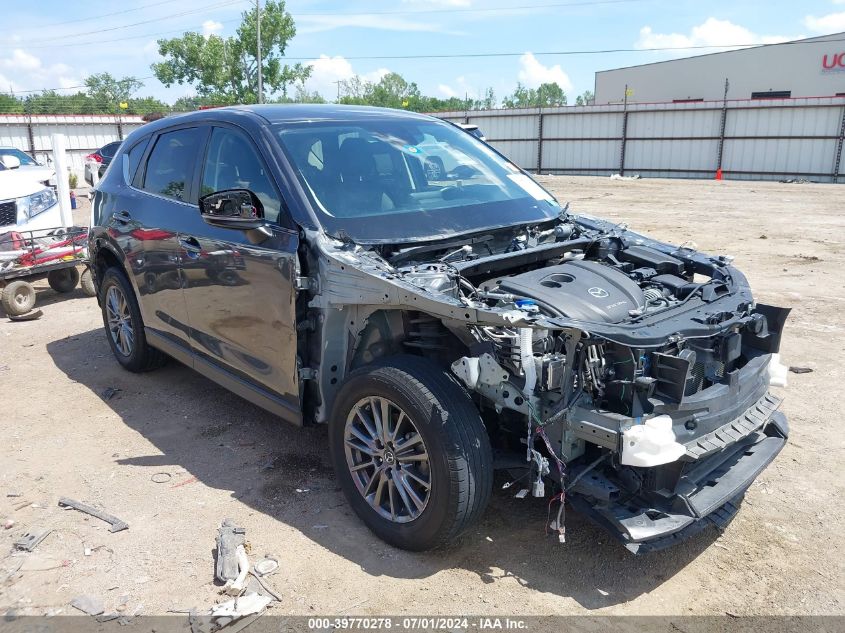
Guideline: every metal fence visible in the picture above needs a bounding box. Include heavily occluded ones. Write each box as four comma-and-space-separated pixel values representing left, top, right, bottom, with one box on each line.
438, 96, 845, 183
4, 100, 845, 184
0, 114, 145, 179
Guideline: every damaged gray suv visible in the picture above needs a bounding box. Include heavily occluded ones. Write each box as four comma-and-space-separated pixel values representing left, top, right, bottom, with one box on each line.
89, 105, 789, 553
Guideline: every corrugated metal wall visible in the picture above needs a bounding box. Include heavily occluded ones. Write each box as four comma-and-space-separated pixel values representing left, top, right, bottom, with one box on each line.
4, 103, 845, 184
0, 114, 145, 179
438, 97, 845, 182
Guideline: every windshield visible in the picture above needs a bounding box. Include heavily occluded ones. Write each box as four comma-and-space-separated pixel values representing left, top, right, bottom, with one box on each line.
274, 117, 560, 243
0, 148, 38, 168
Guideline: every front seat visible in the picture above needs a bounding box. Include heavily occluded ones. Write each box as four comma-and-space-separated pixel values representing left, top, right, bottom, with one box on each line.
336, 138, 394, 216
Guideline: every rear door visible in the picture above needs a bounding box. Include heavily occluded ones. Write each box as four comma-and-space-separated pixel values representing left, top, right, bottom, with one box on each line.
127, 125, 209, 355
178, 124, 301, 421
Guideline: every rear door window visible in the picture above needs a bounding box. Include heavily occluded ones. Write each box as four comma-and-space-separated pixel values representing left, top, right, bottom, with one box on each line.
142, 128, 204, 202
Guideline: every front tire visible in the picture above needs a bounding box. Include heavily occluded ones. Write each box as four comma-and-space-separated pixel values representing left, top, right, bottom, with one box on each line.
99, 267, 167, 372
329, 355, 492, 551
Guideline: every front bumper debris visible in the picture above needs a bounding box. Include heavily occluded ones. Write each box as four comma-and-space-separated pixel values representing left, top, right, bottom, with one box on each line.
570, 410, 788, 553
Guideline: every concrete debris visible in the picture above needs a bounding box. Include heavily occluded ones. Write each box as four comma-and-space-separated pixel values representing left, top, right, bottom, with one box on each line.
13, 528, 52, 552
789, 366, 813, 374
4, 519, 14, 530
215, 519, 245, 583
58, 497, 129, 532
610, 173, 641, 180
70, 594, 105, 616
211, 593, 272, 619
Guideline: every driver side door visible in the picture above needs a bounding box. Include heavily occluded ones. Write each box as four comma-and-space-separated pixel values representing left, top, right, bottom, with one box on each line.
178, 125, 302, 424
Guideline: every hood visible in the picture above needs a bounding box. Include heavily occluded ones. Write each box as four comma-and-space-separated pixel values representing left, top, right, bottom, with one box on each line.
0, 170, 51, 200
16, 165, 56, 183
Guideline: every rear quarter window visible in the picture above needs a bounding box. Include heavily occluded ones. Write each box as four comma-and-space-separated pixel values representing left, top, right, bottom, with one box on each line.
123, 137, 150, 184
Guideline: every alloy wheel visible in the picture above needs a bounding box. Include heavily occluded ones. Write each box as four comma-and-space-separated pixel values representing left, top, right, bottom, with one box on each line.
344, 396, 431, 523
106, 285, 134, 357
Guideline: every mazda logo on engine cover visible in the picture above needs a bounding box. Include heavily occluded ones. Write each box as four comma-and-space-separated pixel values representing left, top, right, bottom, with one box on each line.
588, 287, 609, 298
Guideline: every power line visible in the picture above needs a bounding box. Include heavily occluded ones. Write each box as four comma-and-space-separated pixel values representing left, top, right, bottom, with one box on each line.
38, 0, 185, 28
292, 0, 646, 17
9, 35, 845, 94
17, 0, 248, 45
2, 0, 640, 49
10, 34, 842, 96
281, 37, 845, 61
5, 18, 245, 50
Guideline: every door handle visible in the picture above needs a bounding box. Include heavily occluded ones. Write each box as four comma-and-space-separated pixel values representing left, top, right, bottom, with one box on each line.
113, 210, 132, 223
179, 236, 202, 255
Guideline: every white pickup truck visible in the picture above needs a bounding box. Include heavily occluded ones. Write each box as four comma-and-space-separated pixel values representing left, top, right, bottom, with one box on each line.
0, 154, 62, 232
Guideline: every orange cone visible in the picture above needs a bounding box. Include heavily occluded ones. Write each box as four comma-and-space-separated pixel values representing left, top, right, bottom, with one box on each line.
715, 168, 723, 181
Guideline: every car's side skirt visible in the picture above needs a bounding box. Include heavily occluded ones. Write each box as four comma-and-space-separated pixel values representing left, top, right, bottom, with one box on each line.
145, 328, 303, 427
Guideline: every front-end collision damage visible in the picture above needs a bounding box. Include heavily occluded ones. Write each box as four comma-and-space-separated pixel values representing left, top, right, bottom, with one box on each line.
296, 216, 791, 553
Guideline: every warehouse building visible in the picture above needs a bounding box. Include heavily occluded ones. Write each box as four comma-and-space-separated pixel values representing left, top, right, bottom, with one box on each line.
595, 32, 845, 104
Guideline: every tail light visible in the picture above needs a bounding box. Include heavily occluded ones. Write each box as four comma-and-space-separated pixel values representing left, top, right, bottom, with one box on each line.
86, 153, 103, 163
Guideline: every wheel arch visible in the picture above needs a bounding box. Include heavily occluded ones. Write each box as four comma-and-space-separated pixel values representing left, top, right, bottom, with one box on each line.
307, 306, 470, 425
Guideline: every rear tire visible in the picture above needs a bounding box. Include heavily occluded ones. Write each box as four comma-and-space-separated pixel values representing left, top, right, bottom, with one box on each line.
99, 267, 167, 372
80, 268, 97, 297
1, 280, 36, 316
329, 355, 492, 551
48, 267, 80, 293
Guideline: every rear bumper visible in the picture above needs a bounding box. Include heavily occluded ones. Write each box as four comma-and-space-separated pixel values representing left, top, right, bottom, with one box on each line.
571, 411, 788, 553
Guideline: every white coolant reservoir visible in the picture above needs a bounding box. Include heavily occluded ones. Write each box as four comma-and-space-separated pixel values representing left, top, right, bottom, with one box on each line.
620, 415, 687, 467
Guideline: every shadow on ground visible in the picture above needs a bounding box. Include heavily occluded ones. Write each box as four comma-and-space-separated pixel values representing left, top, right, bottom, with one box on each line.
47, 327, 719, 610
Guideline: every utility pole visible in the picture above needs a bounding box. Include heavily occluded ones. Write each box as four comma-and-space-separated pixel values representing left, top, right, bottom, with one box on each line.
333, 80, 342, 102
256, 0, 264, 104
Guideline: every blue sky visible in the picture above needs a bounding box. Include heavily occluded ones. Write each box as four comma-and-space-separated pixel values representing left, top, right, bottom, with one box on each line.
3, 0, 845, 104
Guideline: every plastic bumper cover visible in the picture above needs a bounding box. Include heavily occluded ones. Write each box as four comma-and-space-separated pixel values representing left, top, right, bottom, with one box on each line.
571, 411, 788, 553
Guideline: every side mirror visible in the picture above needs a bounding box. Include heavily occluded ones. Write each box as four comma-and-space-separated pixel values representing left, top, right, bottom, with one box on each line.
1, 155, 21, 170
199, 189, 265, 230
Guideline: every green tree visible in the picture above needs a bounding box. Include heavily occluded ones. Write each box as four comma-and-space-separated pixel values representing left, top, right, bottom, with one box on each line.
575, 90, 594, 106
84, 72, 143, 111
473, 87, 496, 110
152, 0, 309, 103
502, 82, 567, 108
337, 75, 372, 105
126, 96, 170, 116
0, 94, 24, 114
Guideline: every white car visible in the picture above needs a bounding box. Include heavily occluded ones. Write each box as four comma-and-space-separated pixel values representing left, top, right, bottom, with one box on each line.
0, 155, 61, 233
0, 147, 57, 187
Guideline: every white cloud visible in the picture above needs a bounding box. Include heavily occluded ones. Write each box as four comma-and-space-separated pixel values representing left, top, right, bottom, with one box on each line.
303, 55, 390, 99
636, 18, 799, 52
804, 12, 845, 33
517, 52, 573, 92
436, 76, 480, 100
438, 83, 458, 98
202, 20, 224, 38
0, 49, 83, 94
1, 49, 41, 72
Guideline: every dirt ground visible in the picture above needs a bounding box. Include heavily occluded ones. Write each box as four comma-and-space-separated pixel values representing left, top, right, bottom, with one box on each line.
0, 176, 842, 618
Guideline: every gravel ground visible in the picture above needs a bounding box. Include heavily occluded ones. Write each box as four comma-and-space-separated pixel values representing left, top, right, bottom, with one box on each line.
0, 176, 842, 618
